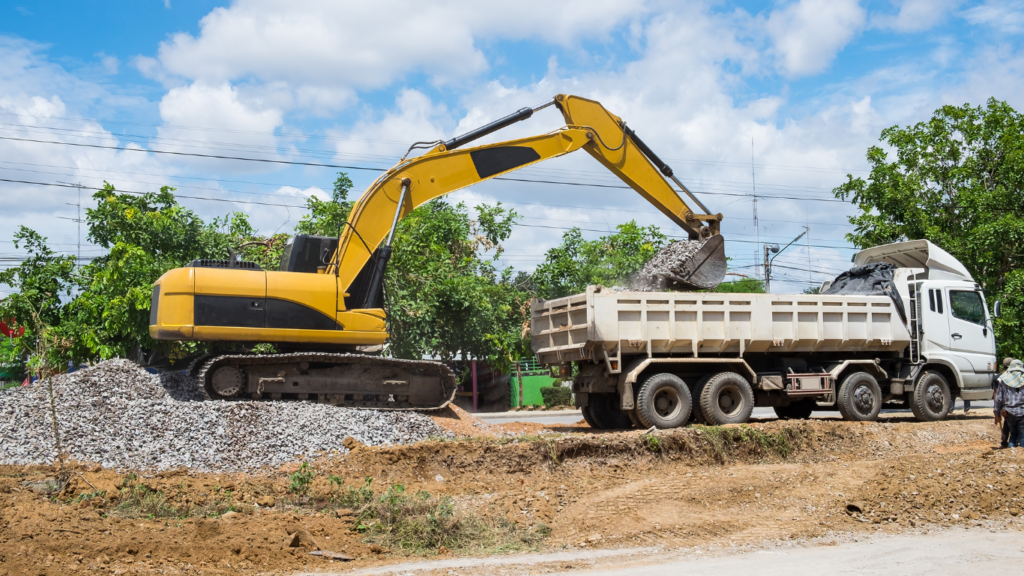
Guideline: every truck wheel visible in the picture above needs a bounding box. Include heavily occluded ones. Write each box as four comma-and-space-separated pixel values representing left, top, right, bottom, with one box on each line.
837, 372, 882, 421
636, 373, 692, 429
699, 372, 754, 425
691, 373, 713, 424
774, 400, 815, 420
589, 392, 634, 429
910, 371, 951, 422
581, 404, 600, 429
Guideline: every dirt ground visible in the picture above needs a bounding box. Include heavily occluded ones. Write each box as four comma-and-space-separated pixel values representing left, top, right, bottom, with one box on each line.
1, 410, 1021, 575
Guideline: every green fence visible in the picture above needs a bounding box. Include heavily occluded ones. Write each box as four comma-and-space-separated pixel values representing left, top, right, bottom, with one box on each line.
510, 359, 562, 407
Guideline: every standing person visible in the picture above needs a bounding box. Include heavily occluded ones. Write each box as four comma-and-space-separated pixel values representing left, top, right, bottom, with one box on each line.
994, 358, 1014, 448
994, 359, 1024, 448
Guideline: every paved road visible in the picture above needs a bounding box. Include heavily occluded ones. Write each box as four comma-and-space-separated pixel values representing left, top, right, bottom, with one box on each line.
306, 526, 1024, 575
475, 399, 995, 427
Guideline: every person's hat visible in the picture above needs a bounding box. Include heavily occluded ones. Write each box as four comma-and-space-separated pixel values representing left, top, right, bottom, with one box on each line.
1005, 358, 1015, 367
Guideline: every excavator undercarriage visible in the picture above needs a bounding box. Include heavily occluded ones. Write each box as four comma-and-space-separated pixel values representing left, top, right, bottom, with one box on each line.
194, 352, 458, 410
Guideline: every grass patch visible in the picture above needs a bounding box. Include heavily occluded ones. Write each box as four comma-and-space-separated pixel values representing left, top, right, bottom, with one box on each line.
694, 424, 794, 459
642, 433, 662, 453
337, 478, 547, 555
289, 461, 315, 495
104, 474, 247, 519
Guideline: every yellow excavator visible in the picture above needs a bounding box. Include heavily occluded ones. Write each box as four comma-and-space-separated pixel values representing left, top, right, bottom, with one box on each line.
148, 94, 727, 409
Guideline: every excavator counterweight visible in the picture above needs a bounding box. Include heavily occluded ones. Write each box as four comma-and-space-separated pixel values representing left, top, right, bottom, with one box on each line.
148, 95, 727, 409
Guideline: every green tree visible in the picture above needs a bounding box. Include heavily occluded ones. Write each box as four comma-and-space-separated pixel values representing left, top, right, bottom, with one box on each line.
833, 98, 1024, 357
713, 277, 766, 293
0, 227, 80, 367
386, 200, 530, 370
71, 184, 240, 360
294, 173, 354, 237
532, 221, 668, 299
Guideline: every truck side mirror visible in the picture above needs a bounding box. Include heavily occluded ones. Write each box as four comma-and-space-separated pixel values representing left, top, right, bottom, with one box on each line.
994, 300, 1001, 318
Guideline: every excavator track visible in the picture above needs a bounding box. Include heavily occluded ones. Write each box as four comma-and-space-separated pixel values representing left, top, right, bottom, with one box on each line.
195, 352, 458, 411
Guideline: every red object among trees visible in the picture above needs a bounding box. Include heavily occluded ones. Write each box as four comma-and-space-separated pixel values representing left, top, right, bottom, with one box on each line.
0, 319, 24, 338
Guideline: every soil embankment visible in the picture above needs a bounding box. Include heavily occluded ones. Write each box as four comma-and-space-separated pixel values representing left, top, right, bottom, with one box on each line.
0, 413, 1018, 575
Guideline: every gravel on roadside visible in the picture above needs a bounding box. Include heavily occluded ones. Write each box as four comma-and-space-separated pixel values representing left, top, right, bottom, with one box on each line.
0, 359, 448, 472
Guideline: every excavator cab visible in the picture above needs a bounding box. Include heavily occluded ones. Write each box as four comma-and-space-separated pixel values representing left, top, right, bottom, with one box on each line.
279, 235, 339, 273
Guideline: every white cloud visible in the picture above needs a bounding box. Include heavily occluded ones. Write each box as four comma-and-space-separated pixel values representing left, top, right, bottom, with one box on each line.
276, 185, 328, 200
155, 82, 284, 170
766, 0, 866, 77
143, 0, 644, 114
962, 0, 1024, 34
97, 53, 119, 75
872, 0, 962, 32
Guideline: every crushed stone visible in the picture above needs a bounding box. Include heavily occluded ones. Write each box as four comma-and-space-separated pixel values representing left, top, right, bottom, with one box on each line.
0, 359, 448, 472
610, 239, 708, 292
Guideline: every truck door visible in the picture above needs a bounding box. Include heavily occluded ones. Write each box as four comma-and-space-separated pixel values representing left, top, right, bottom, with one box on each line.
945, 289, 996, 389
919, 284, 950, 352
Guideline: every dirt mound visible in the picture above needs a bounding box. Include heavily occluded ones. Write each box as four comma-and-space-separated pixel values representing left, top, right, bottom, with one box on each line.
430, 405, 558, 438
0, 414, 1009, 575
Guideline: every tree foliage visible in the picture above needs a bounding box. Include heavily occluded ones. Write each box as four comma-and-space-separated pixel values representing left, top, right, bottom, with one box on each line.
386, 200, 529, 370
295, 173, 354, 238
531, 221, 668, 299
834, 98, 1024, 357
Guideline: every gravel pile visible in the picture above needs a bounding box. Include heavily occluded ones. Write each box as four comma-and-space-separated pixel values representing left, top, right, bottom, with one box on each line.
0, 359, 448, 472
613, 239, 708, 292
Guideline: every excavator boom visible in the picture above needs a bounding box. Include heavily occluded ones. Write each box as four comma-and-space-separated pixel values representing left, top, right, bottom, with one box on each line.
148, 94, 726, 409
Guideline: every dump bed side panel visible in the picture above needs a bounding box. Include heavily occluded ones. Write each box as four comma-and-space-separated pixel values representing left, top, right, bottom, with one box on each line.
531, 287, 911, 365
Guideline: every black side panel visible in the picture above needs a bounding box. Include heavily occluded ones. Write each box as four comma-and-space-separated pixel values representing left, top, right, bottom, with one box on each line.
470, 146, 541, 179
195, 295, 265, 328
344, 247, 387, 311
149, 285, 160, 326
265, 299, 338, 330
284, 234, 339, 273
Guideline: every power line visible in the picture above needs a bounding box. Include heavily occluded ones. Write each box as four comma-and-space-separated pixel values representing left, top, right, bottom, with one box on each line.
0, 110, 872, 175
1, 134, 854, 203
0, 178, 307, 208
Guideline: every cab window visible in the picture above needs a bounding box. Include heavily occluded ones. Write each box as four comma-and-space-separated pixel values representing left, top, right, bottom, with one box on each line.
949, 291, 985, 325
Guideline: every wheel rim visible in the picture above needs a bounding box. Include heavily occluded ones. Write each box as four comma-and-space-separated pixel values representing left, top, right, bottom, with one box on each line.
925, 383, 945, 413
718, 385, 741, 416
852, 383, 875, 415
211, 366, 243, 397
653, 386, 681, 420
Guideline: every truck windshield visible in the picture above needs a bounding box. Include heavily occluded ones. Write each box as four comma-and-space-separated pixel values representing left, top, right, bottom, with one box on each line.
949, 291, 985, 325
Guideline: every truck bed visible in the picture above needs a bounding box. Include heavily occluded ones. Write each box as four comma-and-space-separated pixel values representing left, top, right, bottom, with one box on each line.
531, 286, 911, 365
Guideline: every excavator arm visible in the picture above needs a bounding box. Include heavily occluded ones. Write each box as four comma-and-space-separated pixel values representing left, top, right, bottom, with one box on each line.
333, 94, 724, 308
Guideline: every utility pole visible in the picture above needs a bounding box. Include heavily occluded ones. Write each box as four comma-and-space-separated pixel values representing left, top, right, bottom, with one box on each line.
751, 138, 759, 280
57, 181, 85, 268
764, 227, 809, 294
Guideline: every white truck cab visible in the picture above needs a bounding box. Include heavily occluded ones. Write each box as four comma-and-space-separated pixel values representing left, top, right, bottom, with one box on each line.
853, 240, 997, 401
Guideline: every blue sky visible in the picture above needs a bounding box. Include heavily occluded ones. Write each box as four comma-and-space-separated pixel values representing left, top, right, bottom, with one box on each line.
2, 0, 1023, 293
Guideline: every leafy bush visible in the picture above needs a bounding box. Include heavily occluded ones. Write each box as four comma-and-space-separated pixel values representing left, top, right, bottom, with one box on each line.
540, 386, 571, 407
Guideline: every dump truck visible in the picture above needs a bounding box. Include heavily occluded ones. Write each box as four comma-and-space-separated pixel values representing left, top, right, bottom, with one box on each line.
531, 240, 999, 428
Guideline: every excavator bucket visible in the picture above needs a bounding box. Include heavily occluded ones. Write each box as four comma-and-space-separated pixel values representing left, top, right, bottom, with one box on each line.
634, 235, 728, 291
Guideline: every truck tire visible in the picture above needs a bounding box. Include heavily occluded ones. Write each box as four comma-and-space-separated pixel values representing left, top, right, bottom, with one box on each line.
691, 373, 713, 424
581, 404, 600, 429
774, 400, 815, 420
699, 372, 754, 425
589, 392, 634, 429
636, 373, 692, 429
910, 371, 951, 422
837, 371, 882, 421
